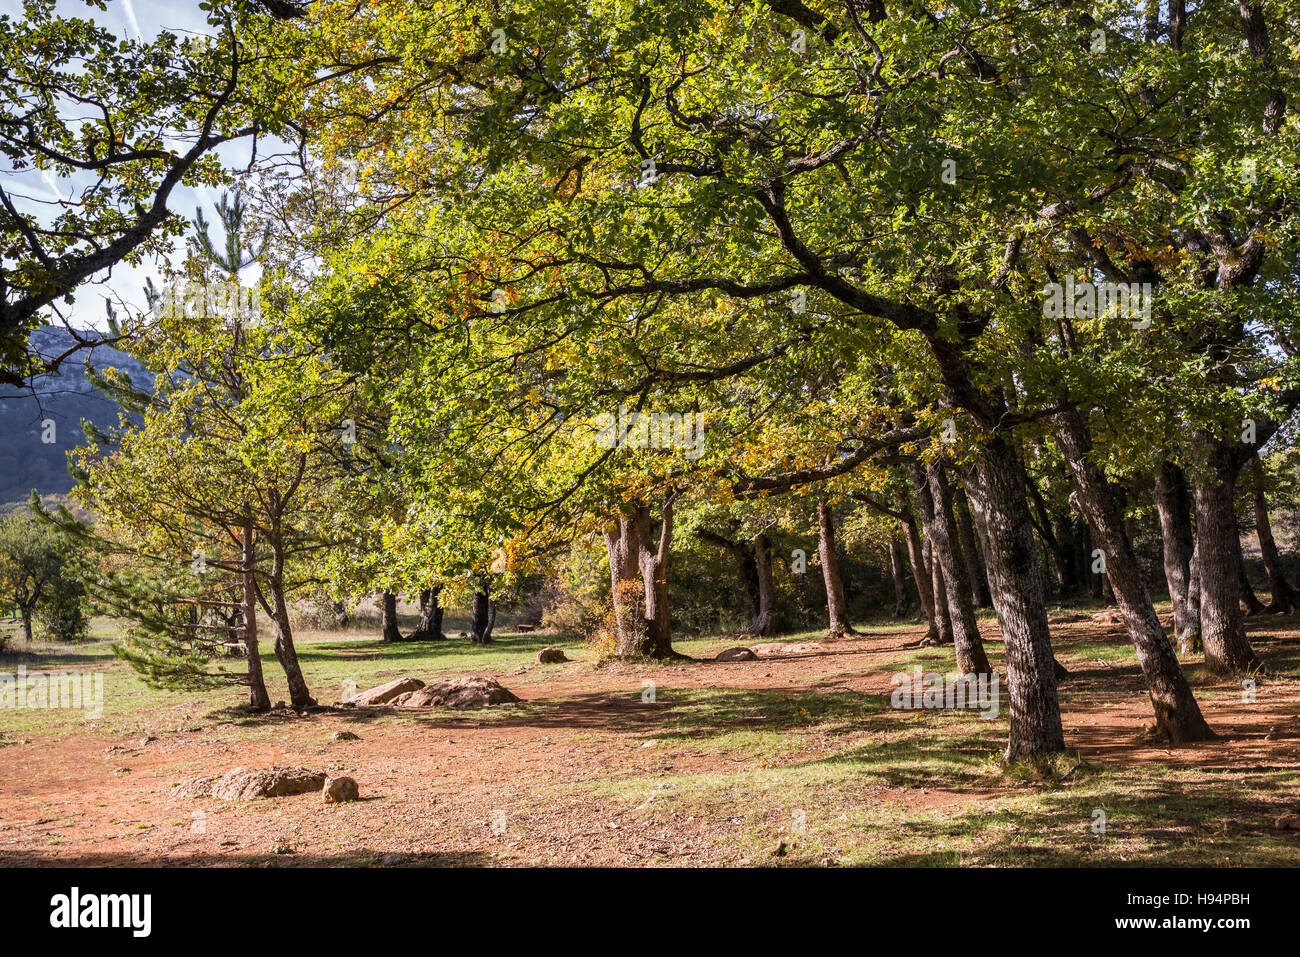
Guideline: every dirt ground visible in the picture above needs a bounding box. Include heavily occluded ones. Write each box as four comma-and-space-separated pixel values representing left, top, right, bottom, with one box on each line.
2, 611, 1299, 867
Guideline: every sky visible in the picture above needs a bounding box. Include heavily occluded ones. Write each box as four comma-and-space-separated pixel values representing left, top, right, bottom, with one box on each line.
1, 0, 265, 331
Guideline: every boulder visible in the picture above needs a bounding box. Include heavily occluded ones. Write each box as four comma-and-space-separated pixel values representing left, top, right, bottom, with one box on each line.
391, 676, 521, 710
323, 775, 359, 803
346, 677, 425, 706
331, 730, 360, 742
210, 766, 326, 801
537, 646, 568, 663
715, 646, 758, 662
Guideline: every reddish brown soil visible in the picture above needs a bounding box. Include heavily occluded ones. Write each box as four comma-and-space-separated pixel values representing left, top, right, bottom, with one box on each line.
2, 614, 1298, 867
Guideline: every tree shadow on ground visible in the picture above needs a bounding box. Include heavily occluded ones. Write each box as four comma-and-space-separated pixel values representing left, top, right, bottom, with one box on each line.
297, 631, 570, 663
860, 773, 1300, 866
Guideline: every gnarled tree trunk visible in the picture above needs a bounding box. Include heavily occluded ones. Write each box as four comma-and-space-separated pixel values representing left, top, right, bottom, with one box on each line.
605, 498, 677, 658
409, 586, 445, 640
605, 505, 647, 654
1192, 436, 1260, 674
961, 437, 1065, 761
637, 497, 676, 658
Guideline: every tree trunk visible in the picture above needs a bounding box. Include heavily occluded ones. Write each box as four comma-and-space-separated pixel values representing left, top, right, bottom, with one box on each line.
605, 505, 647, 654
752, 532, 784, 637
606, 499, 676, 658
1153, 461, 1199, 653
1192, 438, 1259, 674
889, 536, 909, 618
266, 521, 314, 710
380, 590, 403, 642
1057, 412, 1212, 742
637, 497, 676, 658
923, 462, 992, 675
1184, 541, 1203, 655
960, 436, 1065, 761
1086, 526, 1104, 600
409, 587, 445, 640
470, 580, 495, 644
241, 514, 270, 711
911, 466, 955, 646
1238, 541, 1266, 615
1051, 514, 1082, 597
953, 486, 992, 607
901, 509, 939, 641
926, 538, 954, 645
816, 501, 855, 636
20, 607, 32, 642
1250, 457, 1298, 613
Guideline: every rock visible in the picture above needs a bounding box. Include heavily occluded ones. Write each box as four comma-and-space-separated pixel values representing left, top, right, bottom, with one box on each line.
517, 624, 538, 633
390, 676, 521, 710
537, 646, 568, 663
458, 631, 469, 638
210, 766, 327, 801
323, 775, 359, 803
173, 774, 219, 799
345, 677, 425, 706
714, 646, 758, 662
331, 730, 360, 741
1091, 610, 1123, 625
380, 853, 409, 866
269, 842, 296, 855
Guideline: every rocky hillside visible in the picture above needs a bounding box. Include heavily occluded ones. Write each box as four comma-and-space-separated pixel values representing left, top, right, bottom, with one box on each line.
0, 326, 150, 510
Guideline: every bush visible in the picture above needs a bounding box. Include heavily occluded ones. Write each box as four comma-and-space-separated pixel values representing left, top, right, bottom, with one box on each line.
37, 575, 87, 642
